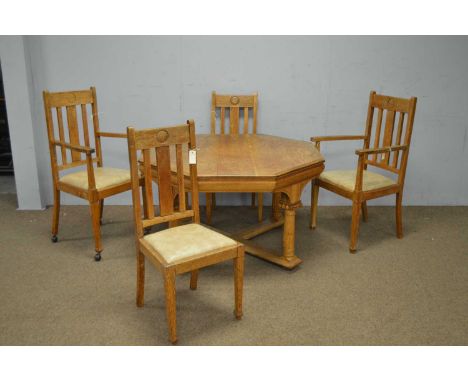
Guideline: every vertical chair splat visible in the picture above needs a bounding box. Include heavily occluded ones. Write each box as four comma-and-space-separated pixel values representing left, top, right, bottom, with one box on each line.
373, 108, 383, 162
56, 107, 67, 164
142, 149, 155, 219
66, 105, 81, 162
381, 110, 396, 164
175, 144, 186, 212
156, 146, 174, 216
392, 112, 405, 168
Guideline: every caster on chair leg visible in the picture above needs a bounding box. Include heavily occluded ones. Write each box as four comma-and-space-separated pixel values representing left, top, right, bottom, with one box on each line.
51, 235, 58, 243
94, 252, 102, 262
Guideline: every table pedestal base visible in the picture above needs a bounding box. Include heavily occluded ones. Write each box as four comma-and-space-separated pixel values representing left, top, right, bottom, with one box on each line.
234, 237, 303, 269
211, 216, 302, 270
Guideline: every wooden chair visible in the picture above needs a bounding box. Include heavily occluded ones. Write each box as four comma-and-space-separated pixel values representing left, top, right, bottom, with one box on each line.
207, 91, 264, 223
310, 91, 417, 252
43, 87, 132, 261
127, 120, 244, 344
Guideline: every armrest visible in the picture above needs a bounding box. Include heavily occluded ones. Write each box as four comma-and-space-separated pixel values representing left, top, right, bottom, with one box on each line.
97, 131, 127, 138
52, 141, 95, 154
355, 144, 407, 156
310, 135, 366, 143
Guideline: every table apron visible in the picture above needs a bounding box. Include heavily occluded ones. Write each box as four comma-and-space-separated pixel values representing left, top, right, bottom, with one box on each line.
197, 163, 324, 193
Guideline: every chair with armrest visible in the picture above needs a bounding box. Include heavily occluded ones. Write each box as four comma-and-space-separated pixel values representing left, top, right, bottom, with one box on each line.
127, 119, 244, 344
310, 91, 417, 253
43, 87, 132, 261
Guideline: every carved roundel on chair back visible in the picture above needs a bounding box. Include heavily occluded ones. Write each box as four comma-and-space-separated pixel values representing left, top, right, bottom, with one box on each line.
156, 129, 169, 143
384, 97, 394, 108
230, 96, 240, 105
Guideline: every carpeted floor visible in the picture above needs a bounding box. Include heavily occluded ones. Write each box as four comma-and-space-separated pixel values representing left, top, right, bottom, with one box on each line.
0, 193, 467, 345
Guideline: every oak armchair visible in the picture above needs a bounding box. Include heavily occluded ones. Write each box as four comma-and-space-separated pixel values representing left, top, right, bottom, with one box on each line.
310, 91, 417, 252
43, 87, 132, 261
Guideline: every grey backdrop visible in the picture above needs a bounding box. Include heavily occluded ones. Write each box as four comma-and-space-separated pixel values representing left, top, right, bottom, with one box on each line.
1, 36, 467, 209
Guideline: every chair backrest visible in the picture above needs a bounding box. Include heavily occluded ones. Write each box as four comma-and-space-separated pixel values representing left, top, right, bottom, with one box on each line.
363, 91, 417, 185
211, 91, 258, 135
127, 120, 200, 238
43, 87, 102, 179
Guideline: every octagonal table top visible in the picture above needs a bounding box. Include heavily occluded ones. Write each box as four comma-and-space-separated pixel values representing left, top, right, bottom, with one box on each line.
157, 134, 323, 178
194, 134, 324, 179
148, 134, 324, 192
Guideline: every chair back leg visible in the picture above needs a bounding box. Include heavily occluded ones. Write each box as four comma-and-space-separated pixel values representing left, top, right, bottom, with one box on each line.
212, 193, 216, 209
164, 268, 177, 344
257, 193, 264, 222
136, 250, 145, 307
361, 201, 368, 222
89, 200, 103, 261
51, 188, 61, 242
396, 192, 403, 238
99, 200, 104, 224
190, 270, 199, 290
205, 193, 213, 225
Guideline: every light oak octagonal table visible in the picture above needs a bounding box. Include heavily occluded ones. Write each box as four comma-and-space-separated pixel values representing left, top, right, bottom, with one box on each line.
150, 134, 324, 269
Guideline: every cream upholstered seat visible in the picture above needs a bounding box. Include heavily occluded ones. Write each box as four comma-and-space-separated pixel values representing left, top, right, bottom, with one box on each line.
143, 223, 238, 265
59, 167, 131, 191
319, 170, 396, 192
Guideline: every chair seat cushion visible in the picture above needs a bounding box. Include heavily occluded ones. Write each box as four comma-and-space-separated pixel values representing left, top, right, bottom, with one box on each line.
319, 170, 396, 192
59, 167, 131, 191
143, 223, 238, 265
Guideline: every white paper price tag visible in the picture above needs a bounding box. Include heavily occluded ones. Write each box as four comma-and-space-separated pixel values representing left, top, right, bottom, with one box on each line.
189, 149, 197, 164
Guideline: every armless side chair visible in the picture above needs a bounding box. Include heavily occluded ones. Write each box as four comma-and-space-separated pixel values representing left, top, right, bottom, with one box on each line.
43, 87, 133, 261
310, 91, 417, 253
127, 120, 244, 344
207, 91, 265, 223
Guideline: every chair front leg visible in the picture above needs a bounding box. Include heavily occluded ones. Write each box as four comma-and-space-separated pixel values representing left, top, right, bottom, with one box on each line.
234, 246, 245, 320
89, 200, 103, 261
136, 250, 145, 307
310, 180, 319, 229
349, 199, 361, 253
51, 188, 60, 242
164, 269, 177, 344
